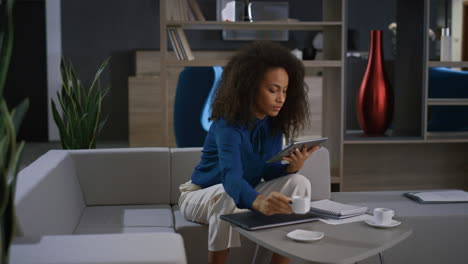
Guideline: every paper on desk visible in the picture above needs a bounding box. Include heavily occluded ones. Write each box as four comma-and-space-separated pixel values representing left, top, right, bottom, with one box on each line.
412, 190, 468, 202
318, 214, 373, 225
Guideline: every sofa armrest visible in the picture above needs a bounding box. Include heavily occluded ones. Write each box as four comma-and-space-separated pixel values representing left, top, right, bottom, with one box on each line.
10, 233, 187, 264
299, 147, 331, 200
15, 150, 85, 236
170, 148, 203, 204
68, 148, 171, 205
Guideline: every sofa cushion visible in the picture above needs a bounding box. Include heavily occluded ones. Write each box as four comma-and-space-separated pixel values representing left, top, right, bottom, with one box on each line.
75, 205, 174, 234
170, 148, 203, 204
11, 233, 187, 264
299, 147, 331, 201
75, 226, 174, 234
15, 150, 85, 236
69, 148, 170, 205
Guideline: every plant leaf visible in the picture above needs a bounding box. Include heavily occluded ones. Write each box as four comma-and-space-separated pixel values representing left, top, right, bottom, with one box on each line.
53, 56, 109, 149
88, 57, 110, 98
0, 0, 14, 96
10, 99, 29, 133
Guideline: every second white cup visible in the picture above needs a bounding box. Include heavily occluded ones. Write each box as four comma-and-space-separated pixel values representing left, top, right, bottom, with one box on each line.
373, 208, 394, 225
291, 196, 310, 214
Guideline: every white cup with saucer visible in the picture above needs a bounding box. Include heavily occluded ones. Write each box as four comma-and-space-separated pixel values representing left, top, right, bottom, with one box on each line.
365, 208, 401, 228
290, 196, 310, 214
374, 208, 394, 225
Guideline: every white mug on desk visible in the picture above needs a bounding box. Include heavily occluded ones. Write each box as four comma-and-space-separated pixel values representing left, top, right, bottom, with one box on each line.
291, 196, 310, 214
373, 208, 394, 225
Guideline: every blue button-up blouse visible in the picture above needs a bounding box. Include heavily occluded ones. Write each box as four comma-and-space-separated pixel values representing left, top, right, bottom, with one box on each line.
191, 116, 288, 209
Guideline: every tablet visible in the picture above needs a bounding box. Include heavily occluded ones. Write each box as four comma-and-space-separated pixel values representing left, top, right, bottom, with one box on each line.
266, 137, 328, 164
220, 211, 319, 231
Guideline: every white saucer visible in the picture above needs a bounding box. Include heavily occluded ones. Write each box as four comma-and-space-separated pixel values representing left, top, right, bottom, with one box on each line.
365, 219, 401, 229
286, 229, 324, 242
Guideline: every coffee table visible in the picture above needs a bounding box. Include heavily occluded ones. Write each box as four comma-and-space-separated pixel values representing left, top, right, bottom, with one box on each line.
232, 219, 412, 264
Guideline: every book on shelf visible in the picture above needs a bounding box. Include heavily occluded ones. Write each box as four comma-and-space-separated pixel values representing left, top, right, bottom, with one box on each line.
166, 0, 179, 21
166, 0, 204, 21
309, 199, 368, 219
167, 27, 194, 61
173, 28, 188, 60
403, 190, 468, 204
176, 27, 194, 60
179, 0, 191, 21
188, 0, 206, 21
167, 28, 182, 60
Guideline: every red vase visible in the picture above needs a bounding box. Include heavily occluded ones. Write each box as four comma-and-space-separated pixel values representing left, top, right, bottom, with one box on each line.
357, 30, 393, 135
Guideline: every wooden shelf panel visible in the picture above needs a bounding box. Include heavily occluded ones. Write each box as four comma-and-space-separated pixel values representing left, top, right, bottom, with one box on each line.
344, 138, 426, 144
303, 60, 343, 67
166, 59, 227, 67
166, 21, 342, 31
427, 98, 468, 106
343, 131, 468, 143
344, 131, 424, 144
331, 176, 341, 184
425, 132, 468, 142
428, 61, 468, 67
166, 59, 343, 68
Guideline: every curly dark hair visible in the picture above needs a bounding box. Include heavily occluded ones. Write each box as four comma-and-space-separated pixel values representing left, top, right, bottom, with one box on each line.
210, 41, 309, 139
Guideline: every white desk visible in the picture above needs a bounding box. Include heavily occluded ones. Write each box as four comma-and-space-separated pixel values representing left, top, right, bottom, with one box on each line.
233, 220, 412, 264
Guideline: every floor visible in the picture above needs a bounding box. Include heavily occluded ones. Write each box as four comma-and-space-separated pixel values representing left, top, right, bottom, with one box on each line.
20, 141, 128, 170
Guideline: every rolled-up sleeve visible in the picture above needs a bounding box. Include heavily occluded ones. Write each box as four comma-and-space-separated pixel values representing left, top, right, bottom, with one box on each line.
262, 132, 288, 181
216, 125, 259, 209
262, 162, 288, 181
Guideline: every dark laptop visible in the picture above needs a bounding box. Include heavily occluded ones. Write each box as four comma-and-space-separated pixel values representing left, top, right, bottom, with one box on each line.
220, 210, 319, 231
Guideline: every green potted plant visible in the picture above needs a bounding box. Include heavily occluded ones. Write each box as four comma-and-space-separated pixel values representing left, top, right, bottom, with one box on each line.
51, 57, 109, 149
0, 0, 29, 263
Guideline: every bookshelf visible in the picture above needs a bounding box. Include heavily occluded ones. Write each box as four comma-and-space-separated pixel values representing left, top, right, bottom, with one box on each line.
166, 59, 343, 67
166, 21, 342, 30
153, 0, 468, 192
341, 0, 468, 192
423, 0, 468, 142
159, 0, 346, 188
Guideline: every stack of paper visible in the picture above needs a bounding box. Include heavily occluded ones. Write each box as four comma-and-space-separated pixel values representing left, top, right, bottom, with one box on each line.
309, 199, 368, 219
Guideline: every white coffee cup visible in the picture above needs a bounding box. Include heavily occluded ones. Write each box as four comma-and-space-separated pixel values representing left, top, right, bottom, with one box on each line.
291, 196, 310, 214
373, 208, 394, 225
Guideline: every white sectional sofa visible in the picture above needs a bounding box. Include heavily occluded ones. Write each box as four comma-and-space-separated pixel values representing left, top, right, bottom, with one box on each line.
12, 147, 331, 264
12, 146, 468, 263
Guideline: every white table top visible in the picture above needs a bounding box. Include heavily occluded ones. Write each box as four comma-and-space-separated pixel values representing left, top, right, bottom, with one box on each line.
234, 219, 412, 264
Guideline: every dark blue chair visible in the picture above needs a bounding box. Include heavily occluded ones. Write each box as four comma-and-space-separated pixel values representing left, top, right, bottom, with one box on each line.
173, 66, 223, 147
428, 67, 468, 132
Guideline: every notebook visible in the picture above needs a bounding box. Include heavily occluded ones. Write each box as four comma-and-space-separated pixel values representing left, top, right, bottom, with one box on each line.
220, 211, 319, 231
309, 199, 368, 219
403, 190, 468, 204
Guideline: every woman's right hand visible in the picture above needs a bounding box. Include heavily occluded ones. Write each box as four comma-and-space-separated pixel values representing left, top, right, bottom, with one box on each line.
252, 192, 292, 216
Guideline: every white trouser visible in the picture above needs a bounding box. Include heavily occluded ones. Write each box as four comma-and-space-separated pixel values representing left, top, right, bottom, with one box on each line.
178, 174, 311, 251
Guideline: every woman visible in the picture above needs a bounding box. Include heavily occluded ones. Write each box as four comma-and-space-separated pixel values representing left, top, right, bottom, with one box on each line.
179, 41, 319, 264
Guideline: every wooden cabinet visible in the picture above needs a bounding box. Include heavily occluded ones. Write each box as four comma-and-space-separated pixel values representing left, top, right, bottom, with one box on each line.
128, 0, 467, 191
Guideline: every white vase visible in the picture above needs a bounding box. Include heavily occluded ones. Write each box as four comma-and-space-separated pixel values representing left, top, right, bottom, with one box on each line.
440, 28, 452, 61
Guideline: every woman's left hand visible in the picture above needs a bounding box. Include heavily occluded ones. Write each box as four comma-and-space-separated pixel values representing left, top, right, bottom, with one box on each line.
283, 145, 320, 173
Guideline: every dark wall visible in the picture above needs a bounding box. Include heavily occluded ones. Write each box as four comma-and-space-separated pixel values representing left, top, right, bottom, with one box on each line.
348, 0, 396, 56
61, 0, 396, 141
61, 0, 160, 141
5, 0, 48, 141
61, 0, 323, 141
